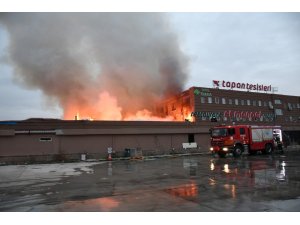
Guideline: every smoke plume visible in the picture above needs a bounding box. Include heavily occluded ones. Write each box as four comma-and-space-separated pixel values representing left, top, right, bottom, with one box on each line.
0, 13, 188, 120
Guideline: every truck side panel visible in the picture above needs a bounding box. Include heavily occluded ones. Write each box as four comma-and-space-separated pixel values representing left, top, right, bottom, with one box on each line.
250, 128, 273, 150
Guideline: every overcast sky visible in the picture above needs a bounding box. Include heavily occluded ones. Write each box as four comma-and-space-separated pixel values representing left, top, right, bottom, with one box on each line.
0, 12, 300, 120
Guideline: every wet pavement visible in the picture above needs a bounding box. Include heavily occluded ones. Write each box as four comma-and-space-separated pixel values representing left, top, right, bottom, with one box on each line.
1, 151, 300, 211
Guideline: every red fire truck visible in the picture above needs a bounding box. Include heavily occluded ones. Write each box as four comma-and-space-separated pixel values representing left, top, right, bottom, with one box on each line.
210, 125, 283, 158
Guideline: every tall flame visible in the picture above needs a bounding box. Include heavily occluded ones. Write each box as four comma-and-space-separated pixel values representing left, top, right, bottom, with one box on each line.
66, 91, 192, 121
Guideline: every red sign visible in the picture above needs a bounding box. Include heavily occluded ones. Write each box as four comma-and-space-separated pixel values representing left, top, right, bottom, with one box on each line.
224, 110, 261, 120
213, 80, 271, 92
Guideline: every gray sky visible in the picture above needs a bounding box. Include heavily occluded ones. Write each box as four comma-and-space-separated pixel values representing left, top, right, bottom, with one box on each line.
0, 12, 300, 120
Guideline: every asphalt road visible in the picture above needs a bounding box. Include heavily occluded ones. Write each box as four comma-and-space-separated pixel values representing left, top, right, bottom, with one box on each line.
1, 151, 300, 211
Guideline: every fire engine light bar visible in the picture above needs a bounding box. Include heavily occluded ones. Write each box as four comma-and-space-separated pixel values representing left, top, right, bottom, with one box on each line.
223, 147, 229, 151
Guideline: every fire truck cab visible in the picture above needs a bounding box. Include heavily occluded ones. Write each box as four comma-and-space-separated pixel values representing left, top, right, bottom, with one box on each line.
210, 125, 283, 158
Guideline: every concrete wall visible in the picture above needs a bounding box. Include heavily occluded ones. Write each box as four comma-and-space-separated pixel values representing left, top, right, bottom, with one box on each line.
0, 127, 211, 163
0, 134, 59, 156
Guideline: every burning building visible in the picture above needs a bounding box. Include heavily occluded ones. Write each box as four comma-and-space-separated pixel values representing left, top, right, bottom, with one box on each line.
0, 85, 300, 163
0, 14, 299, 163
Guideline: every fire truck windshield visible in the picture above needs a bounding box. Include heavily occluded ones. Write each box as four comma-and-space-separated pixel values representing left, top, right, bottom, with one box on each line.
211, 128, 227, 137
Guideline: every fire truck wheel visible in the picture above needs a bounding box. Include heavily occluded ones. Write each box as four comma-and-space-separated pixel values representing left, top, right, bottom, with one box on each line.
233, 146, 242, 157
264, 144, 273, 154
218, 152, 226, 158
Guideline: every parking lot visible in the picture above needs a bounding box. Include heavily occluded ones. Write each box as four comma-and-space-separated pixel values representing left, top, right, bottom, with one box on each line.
1, 150, 300, 211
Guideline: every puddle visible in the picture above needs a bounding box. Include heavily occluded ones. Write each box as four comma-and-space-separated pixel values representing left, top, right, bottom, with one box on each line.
165, 181, 198, 200
62, 197, 120, 211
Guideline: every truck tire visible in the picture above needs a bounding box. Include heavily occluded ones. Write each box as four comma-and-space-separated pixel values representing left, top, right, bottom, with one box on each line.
264, 144, 273, 155
233, 146, 243, 157
218, 152, 226, 158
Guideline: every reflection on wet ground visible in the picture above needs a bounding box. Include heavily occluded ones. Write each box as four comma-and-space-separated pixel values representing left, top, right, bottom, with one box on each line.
1, 152, 300, 211
165, 181, 198, 199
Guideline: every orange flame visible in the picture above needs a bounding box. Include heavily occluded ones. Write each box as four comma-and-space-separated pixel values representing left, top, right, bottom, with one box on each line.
64, 91, 192, 121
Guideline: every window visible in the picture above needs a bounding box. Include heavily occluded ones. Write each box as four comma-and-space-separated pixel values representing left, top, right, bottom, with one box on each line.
212, 128, 227, 137
222, 98, 226, 104
40, 137, 52, 142
297, 103, 300, 109
269, 101, 273, 109
208, 97, 213, 104
241, 100, 245, 106
247, 100, 251, 106
215, 97, 220, 104
274, 99, 282, 104
264, 101, 267, 107
201, 97, 205, 104
288, 103, 292, 110
253, 100, 256, 106
239, 128, 245, 135
258, 101, 262, 106
275, 109, 283, 116
235, 99, 239, 105
188, 134, 195, 143
229, 99, 233, 105
228, 128, 235, 136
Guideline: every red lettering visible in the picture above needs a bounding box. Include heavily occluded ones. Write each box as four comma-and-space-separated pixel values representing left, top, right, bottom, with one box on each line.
226, 81, 231, 88
224, 110, 229, 117
222, 80, 226, 87
233, 111, 237, 117
241, 111, 246, 119
213, 80, 220, 87
246, 112, 250, 119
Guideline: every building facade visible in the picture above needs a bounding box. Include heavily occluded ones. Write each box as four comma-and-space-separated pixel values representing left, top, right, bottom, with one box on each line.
157, 86, 300, 144
0, 119, 209, 163
1, 86, 299, 163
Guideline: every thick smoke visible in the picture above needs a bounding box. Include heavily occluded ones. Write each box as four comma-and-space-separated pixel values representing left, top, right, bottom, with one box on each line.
0, 13, 188, 120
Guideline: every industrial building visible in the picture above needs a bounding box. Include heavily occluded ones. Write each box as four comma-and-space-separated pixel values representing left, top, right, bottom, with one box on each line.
1, 84, 299, 163
157, 85, 300, 142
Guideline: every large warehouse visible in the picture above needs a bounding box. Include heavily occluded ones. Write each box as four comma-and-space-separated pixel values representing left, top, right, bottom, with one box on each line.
1, 82, 300, 163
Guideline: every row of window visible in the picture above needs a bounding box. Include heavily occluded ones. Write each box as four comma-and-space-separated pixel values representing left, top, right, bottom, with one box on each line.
285, 116, 300, 123
200, 96, 300, 109
199, 116, 274, 122
199, 115, 300, 123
